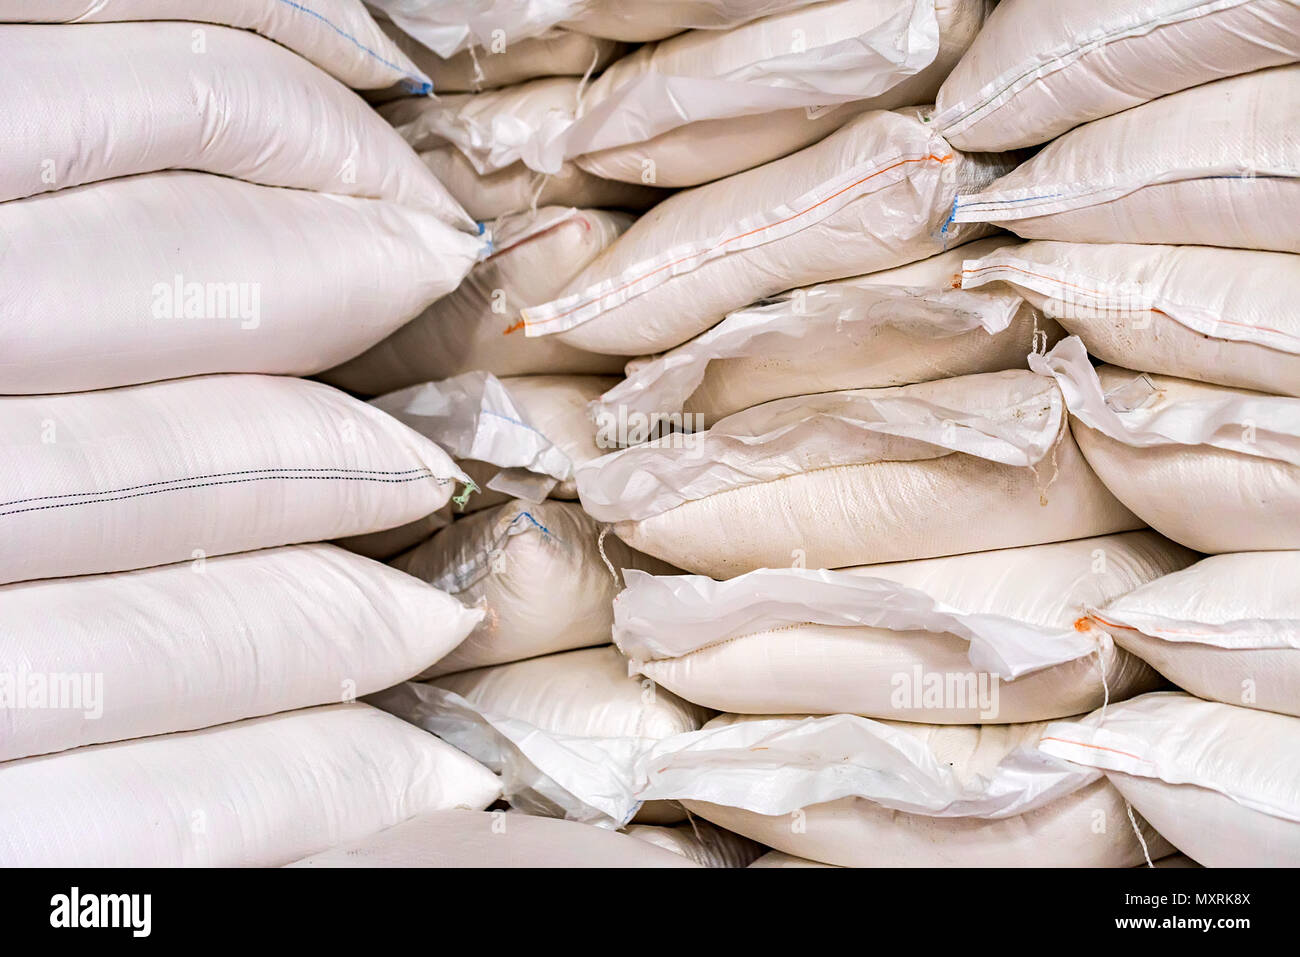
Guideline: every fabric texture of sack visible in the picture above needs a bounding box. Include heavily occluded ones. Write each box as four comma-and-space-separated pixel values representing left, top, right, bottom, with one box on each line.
934, 0, 1300, 151
1040, 692, 1300, 867
574, 0, 993, 187
963, 241, 1300, 398
579, 369, 1140, 577
1096, 552, 1300, 718
523, 108, 1013, 355
614, 532, 1192, 722
288, 809, 699, 867
953, 66, 1300, 252
0, 23, 465, 215
0, 374, 466, 585
323, 207, 629, 396
0, 0, 431, 91
392, 500, 677, 676
1032, 337, 1300, 554
595, 235, 1056, 429
0, 544, 482, 762
0, 171, 485, 394
0, 704, 502, 867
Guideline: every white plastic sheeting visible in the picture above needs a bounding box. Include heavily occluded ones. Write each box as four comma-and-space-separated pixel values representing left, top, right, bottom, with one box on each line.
0, 544, 482, 762
611, 532, 1190, 722
592, 236, 1038, 427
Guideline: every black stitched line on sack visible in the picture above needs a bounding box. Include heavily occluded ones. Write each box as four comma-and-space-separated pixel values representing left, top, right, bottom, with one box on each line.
0, 466, 437, 509
0, 472, 447, 517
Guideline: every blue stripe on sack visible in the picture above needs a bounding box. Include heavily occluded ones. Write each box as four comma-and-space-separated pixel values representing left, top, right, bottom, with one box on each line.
272, 0, 430, 91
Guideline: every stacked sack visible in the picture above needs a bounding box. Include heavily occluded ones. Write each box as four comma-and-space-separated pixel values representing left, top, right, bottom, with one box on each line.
0, 1, 510, 867
935, 0, 1300, 868
366, 0, 1300, 867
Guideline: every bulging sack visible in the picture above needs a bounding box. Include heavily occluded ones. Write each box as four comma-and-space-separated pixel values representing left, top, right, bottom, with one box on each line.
934, 0, 1300, 151
322, 207, 628, 396
0, 170, 485, 394
1032, 337, 1300, 553
370, 645, 710, 824
643, 713, 1170, 867
370, 0, 819, 57
962, 241, 1300, 398
0, 374, 466, 585
419, 142, 665, 220
289, 809, 698, 868
0, 703, 502, 867
392, 500, 677, 676
523, 108, 1013, 355
0, 0, 431, 91
953, 66, 1300, 252
574, 0, 993, 187
578, 369, 1140, 578
0, 544, 482, 763
1040, 693, 1300, 867
594, 236, 1056, 429
0, 23, 464, 214
373, 371, 618, 510
613, 532, 1193, 722
1094, 552, 1300, 718
382, 21, 625, 93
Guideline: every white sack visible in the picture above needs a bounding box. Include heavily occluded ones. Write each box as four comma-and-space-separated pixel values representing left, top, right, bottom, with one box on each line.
0, 171, 485, 394
371, 645, 710, 824
614, 532, 1192, 722
656, 713, 1170, 867
382, 22, 625, 93
370, 0, 819, 57
323, 206, 628, 396
574, 0, 994, 187
963, 241, 1300, 398
333, 509, 450, 562
934, 0, 1300, 151
0, 0, 431, 91
1096, 552, 1300, 718
288, 809, 698, 867
1040, 693, 1300, 867
419, 143, 665, 221
594, 236, 1054, 429
0, 544, 482, 763
0, 374, 467, 585
953, 66, 1300, 253
392, 500, 677, 676
515, 712, 1163, 865
578, 370, 1140, 577
523, 108, 1013, 355
0, 23, 464, 215
623, 821, 765, 868
1031, 337, 1300, 553
0, 703, 502, 867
